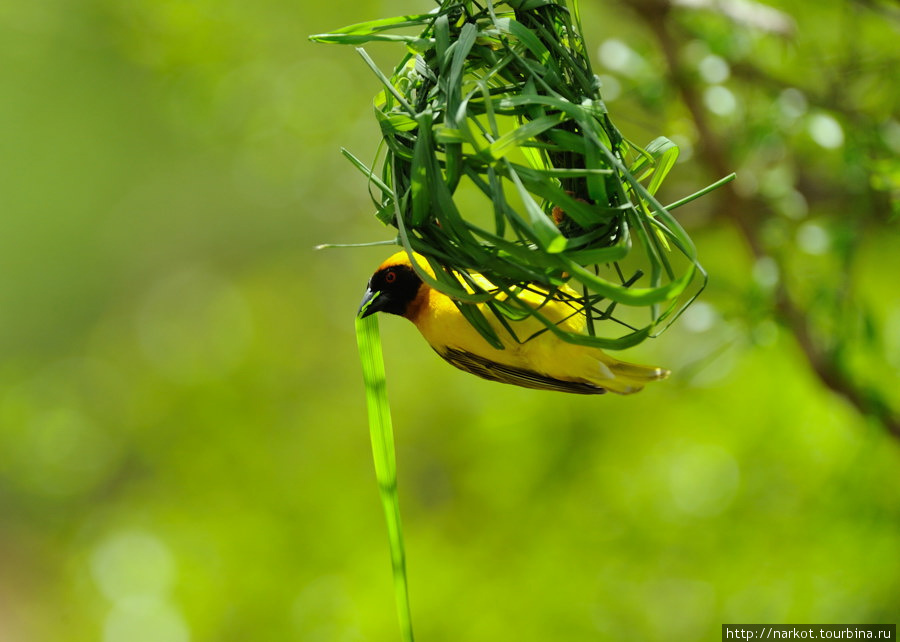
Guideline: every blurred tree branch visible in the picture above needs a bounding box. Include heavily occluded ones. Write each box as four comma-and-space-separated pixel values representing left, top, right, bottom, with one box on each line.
624, 0, 900, 438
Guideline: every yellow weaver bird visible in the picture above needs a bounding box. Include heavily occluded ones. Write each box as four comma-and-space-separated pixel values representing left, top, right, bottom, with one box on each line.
359, 251, 668, 395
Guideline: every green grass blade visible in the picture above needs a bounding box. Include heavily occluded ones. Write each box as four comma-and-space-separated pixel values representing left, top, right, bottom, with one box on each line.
310, 33, 433, 47
644, 136, 680, 195
355, 311, 415, 642
665, 172, 736, 210
341, 147, 395, 197
356, 48, 416, 116
310, 13, 434, 39
476, 113, 565, 162
505, 161, 567, 253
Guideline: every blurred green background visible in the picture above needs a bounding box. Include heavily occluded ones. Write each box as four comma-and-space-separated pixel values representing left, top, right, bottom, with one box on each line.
1, 0, 898, 640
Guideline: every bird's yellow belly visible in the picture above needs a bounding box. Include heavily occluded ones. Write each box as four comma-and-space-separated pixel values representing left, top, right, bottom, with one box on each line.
413, 290, 580, 377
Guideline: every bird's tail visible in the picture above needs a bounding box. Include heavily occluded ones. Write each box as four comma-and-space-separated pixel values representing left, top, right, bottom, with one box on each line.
588, 351, 670, 395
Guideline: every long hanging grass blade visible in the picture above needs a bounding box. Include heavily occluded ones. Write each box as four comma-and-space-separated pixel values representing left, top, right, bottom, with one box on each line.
355, 309, 415, 642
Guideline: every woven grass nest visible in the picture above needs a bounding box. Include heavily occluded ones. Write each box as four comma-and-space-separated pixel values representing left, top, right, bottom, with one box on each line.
313, 0, 726, 350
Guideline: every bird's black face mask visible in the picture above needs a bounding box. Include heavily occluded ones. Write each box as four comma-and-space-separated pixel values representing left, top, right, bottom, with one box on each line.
358, 264, 422, 318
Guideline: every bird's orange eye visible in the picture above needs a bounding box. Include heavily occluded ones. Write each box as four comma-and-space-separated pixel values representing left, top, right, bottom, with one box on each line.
385, 269, 397, 284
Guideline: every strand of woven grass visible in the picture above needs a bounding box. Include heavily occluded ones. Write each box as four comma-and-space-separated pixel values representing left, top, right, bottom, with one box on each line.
313, 0, 731, 352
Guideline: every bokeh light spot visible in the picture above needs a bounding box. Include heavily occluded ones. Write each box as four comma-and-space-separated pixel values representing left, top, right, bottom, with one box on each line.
91, 531, 176, 601
796, 222, 830, 255
752, 256, 780, 290
681, 301, 717, 334
882, 119, 900, 155
596, 74, 621, 102
777, 88, 808, 123
103, 600, 190, 642
598, 39, 643, 76
703, 85, 737, 116
777, 189, 809, 220
807, 113, 844, 149
698, 54, 730, 83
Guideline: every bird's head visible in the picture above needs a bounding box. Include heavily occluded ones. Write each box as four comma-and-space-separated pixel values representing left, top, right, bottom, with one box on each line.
358, 252, 426, 319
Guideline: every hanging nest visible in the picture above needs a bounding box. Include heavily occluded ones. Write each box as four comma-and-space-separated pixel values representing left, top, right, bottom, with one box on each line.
313, 0, 724, 350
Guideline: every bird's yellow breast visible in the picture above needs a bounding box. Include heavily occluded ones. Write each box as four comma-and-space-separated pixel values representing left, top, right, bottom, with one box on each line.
409, 281, 588, 376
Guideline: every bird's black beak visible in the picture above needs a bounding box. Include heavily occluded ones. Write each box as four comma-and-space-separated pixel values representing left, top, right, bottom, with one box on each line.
357, 286, 382, 318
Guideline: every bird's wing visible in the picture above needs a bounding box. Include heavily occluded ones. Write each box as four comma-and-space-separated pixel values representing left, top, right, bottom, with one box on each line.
437, 347, 606, 395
